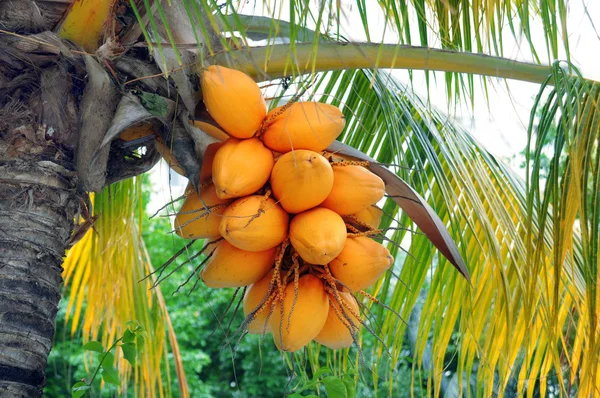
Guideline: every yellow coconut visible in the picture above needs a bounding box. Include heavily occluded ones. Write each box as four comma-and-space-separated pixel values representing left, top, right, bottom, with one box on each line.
321, 165, 385, 215
330, 237, 394, 292
289, 207, 347, 265
199, 142, 222, 184
201, 65, 266, 139
191, 120, 230, 141
220, 196, 289, 252
201, 241, 275, 288
314, 291, 361, 349
212, 138, 274, 200
174, 183, 230, 239
270, 150, 334, 213
262, 102, 345, 153
270, 274, 329, 352
244, 270, 278, 334
155, 138, 186, 176
351, 205, 383, 229
119, 122, 155, 141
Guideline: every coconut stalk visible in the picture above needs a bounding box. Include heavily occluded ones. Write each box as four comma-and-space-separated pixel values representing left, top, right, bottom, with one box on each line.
207, 42, 577, 85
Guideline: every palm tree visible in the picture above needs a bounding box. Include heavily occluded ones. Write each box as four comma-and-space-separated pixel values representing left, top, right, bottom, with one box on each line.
1, 1, 598, 397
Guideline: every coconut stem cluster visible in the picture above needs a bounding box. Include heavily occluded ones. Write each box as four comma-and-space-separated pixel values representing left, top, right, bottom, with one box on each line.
172, 66, 395, 352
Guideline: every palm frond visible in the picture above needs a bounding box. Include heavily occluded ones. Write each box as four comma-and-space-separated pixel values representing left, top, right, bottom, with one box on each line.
523, 66, 600, 397
208, 42, 565, 84
62, 178, 189, 397
263, 67, 598, 396
188, 0, 580, 101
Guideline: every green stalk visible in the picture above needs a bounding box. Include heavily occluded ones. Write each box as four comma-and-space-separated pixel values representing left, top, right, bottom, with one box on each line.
87, 337, 123, 387
207, 42, 596, 85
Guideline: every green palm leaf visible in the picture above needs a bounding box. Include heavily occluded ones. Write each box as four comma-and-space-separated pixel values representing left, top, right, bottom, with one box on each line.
295, 67, 595, 396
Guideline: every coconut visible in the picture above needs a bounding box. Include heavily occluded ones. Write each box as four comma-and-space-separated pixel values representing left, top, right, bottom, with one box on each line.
314, 292, 361, 349
220, 196, 289, 252
270, 274, 329, 352
201, 241, 275, 288
201, 65, 266, 139
270, 150, 334, 213
118, 122, 155, 141
321, 165, 385, 215
212, 138, 274, 200
199, 142, 222, 184
351, 205, 383, 229
244, 270, 277, 334
155, 138, 186, 176
262, 102, 345, 153
329, 237, 394, 292
174, 183, 230, 239
191, 120, 230, 141
289, 208, 347, 265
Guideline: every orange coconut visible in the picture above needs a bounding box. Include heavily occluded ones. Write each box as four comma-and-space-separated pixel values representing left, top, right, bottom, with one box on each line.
201, 241, 275, 288
199, 142, 222, 184
289, 208, 347, 265
155, 138, 186, 176
314, 291, 361, 349
212, 138, 274, 200
321, 165, 385, 215
219, 196, 289, 252
270, 274, 329, 352
270, 150, 334, 213
191, 120, 230, 141
351, 205, 383, 229
330, 237, 394, 292
201, 65, 266, 139
118, 122, 155, 141
262, 102, 345, 153
244, 269, 278, 334
174, 183, 230, 239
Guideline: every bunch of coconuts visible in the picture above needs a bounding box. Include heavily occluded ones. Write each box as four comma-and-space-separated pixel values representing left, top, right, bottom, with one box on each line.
174, 66, 394, 352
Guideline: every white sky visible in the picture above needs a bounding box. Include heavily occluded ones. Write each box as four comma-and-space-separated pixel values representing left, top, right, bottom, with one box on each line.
148, 1, 600, 212
329, 0, 600, 169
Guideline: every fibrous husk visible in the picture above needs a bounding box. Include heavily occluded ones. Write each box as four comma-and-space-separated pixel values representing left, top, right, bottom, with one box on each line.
289, 207, 347, 265
351, 205, 383, 229
270, 149, 333, 213
201, 65, 266, 139
76, 55, 118, 192
200, 241, 275, 288
244, 269, 277, 334
321, 165, 385, 215
174, 183, 230, 239
219, 196, 289, 252
329, 237, 394, 292
199, 142, 222, 184
314, 291, 360, 349
212, 138, 274, 200
262, 102, 345, 153
270, 274, 329, 352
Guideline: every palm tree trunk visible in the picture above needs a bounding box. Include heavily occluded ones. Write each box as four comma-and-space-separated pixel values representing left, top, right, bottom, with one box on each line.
0, 123, 78, 396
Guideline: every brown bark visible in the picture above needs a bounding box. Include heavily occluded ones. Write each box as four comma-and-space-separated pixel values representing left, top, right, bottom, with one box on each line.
0, 125, 78, 397
1, 24, 79, 395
